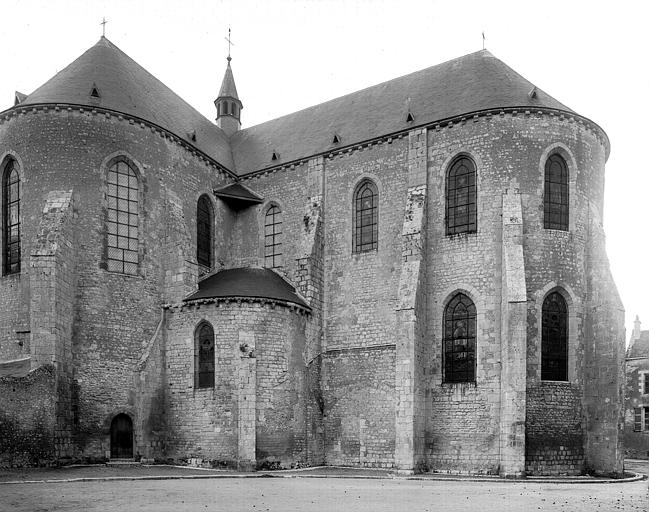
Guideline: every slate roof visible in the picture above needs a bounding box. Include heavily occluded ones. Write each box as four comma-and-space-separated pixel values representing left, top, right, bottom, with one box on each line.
213, 182, 263, 204
231, 50, 576, 175
184, 267, 310, 310
18, 37, 234, 169
218, 61, 240, 101
628, 331, 649, 359
11, 40, 589, 177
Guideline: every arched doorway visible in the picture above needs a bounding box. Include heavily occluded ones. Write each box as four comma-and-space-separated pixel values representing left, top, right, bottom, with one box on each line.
110, 414, 133, 459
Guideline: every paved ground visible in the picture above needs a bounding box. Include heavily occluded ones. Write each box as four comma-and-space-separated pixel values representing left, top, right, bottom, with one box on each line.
0, 461, 647, 512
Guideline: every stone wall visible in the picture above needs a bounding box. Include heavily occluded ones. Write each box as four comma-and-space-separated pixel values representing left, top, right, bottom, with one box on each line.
322, 345, 396, 467
0, 365, 57, 466
0, 109, 236, 457
525, 382, 584, 475
165, 300, 309, 467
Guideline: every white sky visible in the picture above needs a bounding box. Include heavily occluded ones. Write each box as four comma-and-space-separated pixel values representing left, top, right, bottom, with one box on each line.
1, 0, 647, 340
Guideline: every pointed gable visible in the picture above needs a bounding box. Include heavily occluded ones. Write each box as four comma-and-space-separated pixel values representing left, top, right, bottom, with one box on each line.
17, 37, 234, 170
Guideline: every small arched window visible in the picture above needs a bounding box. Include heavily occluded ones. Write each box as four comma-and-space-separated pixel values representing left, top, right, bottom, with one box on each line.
2, 159, 20, 275
195, 322, 215, 389
541, 291, 568, 381
353, 179, 378, 253
264, 204, 282, 269
544, 154, 569, 230
106, 159, 139, 275
197, 195, 213, 269
443, 293, 476, 383
446, 156, 477, 235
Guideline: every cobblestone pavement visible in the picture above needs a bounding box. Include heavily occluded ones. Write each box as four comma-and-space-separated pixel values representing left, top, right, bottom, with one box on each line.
2, 463, 648, 512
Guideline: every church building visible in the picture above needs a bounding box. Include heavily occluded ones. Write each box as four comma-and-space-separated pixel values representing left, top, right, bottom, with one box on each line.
0, 37, 626, 476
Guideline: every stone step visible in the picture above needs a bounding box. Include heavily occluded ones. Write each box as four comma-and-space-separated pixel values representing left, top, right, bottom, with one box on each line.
107, 459, 140, 466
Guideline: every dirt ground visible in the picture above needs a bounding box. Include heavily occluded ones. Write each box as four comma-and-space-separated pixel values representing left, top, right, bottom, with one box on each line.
0, 461, 647, 512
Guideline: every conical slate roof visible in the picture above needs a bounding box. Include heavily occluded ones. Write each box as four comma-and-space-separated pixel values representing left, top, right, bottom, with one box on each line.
19, 37, 234, 169
217, 60, 240, 101
184, 267, 309, 310
231, 50, 578, 175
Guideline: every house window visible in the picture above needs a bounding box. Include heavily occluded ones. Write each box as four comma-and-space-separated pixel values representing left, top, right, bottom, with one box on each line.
446, 156, 477, 235
353, 179, 378, 253
106, 159, 139, 275
643, 373, 649, 395
541, 291, 568, 381
264, 204, 282, 269
195, 322, 215, 389
443, 293, 476, 383
544, 154, 569, 230
197, 195, 213, 269
634, 407, 649, 432
2, 159, 20, 275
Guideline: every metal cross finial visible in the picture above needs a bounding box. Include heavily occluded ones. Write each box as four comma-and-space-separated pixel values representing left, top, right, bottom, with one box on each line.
101, 17, 108, 38
482, 31, 485, 50
225, 27, 234, 62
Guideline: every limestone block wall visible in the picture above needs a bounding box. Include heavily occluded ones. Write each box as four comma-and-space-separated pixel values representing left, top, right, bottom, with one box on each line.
421, 111, 612, 474
525, 383, 583, 474
0, 365, 57, 466
322, 346, 396, 467
0, 108, 236, 458
0, 274, 28, 361
132, 312, 166, 459
29, 190, 79, 457
165, 301, 309, 467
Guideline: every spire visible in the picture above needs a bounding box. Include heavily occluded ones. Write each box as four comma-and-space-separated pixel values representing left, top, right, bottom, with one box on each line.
215, 28, 242, 136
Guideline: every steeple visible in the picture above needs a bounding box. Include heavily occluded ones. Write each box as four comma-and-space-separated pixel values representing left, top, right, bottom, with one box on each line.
214, 41, 242, 136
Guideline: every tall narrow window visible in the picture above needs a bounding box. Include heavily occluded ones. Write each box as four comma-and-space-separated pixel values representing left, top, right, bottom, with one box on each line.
446, 156, 477, 235
197, 195, 213, 269
2, 159, 20, 275
443, 293, 476, 383
353, 179, 378, 253
106, 159, 139, 275
544, 154, 569, 230
541, 291, 568, 381
195, 322, 215, 389
264, 204, 282, 269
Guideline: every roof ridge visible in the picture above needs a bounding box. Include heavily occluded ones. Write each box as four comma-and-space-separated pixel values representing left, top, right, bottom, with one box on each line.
236, 50, 497, 133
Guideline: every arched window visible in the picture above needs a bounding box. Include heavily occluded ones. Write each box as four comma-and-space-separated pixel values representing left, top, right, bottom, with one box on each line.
353, 179, 378, 253
264, 204, 282, 269
197, 195, 213, 269
2, 159, 20, 275
443, 293, 476, 383
106, 159, 139, 275
446, 156, 477, 235
544, 154, 569, 230
541, 291, 568, 381
195, 322, 215, 388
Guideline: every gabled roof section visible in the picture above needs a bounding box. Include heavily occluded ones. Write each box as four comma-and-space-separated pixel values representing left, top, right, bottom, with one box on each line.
18, 37, 234, 169
184, 267, 310, 310
218, 60, 240, 101
231, 50, 577, 175
213, 182, 263, 207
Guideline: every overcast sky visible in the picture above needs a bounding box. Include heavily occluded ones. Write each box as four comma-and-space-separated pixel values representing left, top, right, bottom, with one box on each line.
1, 0, 647, 340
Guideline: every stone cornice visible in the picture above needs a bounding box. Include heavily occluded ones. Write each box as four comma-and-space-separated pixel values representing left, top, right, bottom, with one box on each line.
0, 103, 238, 181
164, 295, 311, 315
240, 106, 610, 181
